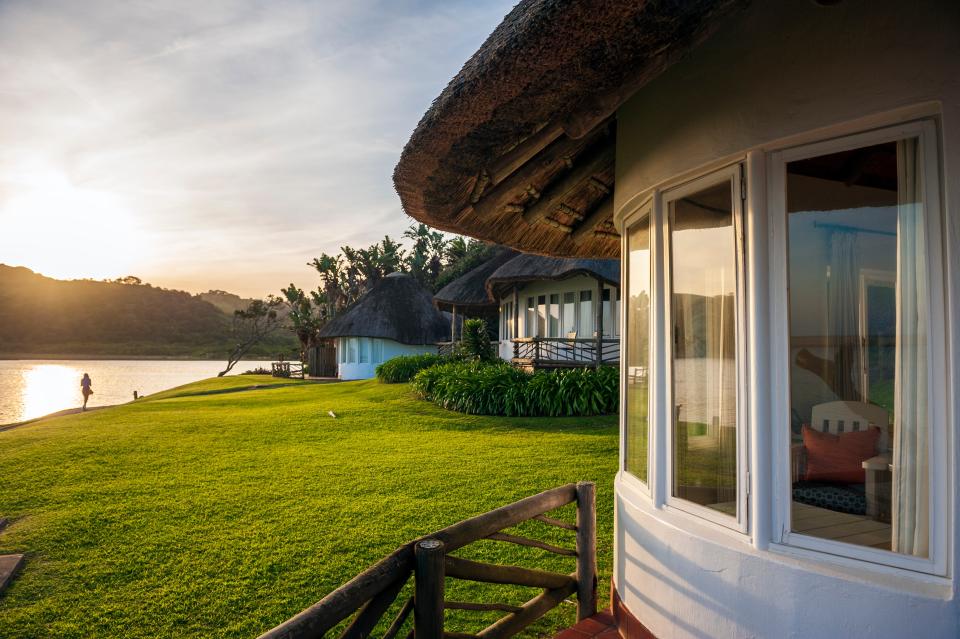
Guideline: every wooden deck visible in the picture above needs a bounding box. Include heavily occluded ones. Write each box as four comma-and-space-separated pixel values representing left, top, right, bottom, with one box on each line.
792, 502, 891, 550
554, 609, 618, 639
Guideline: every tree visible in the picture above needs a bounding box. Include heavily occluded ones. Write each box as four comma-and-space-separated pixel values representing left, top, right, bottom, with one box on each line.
403, 223, 448, 291
219, 297, 284, 376
280, 284, 324, 355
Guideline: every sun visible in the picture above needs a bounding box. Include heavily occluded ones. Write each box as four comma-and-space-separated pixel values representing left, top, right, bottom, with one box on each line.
0, 168, 150, 281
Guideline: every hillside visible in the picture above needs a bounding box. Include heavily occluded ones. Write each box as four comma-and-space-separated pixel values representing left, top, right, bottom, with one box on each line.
0, 265, 297, 358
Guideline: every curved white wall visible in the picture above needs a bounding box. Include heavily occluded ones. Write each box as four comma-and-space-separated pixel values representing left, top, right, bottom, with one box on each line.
335, 338, 436, 380
613, 1, 960, 636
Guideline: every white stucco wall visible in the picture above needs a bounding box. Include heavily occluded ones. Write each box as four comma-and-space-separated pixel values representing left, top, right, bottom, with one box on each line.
613, 1, 960, 637
335, 337, 436, 380
495, 275, 619, 361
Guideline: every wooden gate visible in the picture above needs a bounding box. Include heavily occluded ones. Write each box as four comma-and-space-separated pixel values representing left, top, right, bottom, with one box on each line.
308, 343, 337, 378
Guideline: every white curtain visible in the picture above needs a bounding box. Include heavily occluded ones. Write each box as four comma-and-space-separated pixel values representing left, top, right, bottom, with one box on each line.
892, 137, 929, 557
828, 230, 862, 401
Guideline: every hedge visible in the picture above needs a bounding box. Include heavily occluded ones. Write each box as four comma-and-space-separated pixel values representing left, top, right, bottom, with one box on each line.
411, 360, 618, 417
375, 353, 445, 383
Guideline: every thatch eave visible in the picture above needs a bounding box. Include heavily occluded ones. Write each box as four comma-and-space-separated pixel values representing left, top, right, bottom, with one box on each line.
318, 273, 451, 345
484, 254, 620, 300
393, 0, 748, 259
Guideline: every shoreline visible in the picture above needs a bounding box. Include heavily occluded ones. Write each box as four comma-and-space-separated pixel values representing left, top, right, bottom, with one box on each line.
0, 404, 119, 431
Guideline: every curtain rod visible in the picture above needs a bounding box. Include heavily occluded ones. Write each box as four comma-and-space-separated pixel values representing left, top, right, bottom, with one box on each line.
813, 221, 896, 237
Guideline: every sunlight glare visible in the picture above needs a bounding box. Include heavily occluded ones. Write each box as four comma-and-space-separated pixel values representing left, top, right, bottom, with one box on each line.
21, 364, 84, 421
0, 168, 149, 280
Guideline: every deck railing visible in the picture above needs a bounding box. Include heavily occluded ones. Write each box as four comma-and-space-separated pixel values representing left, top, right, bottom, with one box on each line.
256, 482, 596, 639
512, 337, 619, 368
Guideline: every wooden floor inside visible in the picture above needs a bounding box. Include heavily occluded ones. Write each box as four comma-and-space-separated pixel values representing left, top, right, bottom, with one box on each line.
792, 502, 891, 550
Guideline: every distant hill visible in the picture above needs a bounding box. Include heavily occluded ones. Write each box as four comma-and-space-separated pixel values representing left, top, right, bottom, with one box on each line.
198, 289, 254, 314
0, 265, 298, 358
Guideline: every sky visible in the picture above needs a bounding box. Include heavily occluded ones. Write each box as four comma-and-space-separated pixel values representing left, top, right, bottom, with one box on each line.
0, 0, 516, 298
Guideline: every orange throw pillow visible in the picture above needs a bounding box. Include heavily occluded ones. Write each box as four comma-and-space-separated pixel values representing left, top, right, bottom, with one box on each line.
802, 425, 880, 484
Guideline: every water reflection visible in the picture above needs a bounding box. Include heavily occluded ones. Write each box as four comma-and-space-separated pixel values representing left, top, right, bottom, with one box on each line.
0, 360, 266, 424
21, 364, 83, 422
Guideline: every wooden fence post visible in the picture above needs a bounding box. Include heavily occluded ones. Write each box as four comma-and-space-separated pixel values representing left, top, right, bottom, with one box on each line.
414, 539, 445, 639
575, 481, 597, 621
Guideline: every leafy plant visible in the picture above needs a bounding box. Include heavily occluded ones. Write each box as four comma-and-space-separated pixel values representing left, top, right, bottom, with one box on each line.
375, 353, 445, 383
460, 318, 495, 362
411, 361, 618, 417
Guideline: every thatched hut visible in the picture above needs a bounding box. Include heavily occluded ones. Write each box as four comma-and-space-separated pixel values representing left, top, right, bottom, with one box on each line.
485, 254, 619, 363
318, 273, 450, 380
393, 0, 960, 637
432, 246, 517, 342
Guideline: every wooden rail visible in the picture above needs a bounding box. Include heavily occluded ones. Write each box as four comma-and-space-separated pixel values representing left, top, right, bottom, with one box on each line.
256, 482, 597, 639
512, 337, 618, 369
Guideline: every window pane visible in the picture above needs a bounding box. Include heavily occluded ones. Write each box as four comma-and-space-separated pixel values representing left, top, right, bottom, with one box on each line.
549, 294, 560, 337
671, 179, 738, 516
526, 297, 535, 338
602, 288, 612, 338
562, 292, 576, 335
537, 295, 547, 336
372, 339, 382, 362
579, 290, 593, 336
787, 138, 929, 557
348, 337, 358, 363
359, 337, 370, 364
626, 215, 651, 483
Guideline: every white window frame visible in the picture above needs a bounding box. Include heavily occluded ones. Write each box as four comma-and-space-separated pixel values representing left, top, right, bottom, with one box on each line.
620, 199, 655, 494
662, 163, 750, 533
768, 119, 949, 575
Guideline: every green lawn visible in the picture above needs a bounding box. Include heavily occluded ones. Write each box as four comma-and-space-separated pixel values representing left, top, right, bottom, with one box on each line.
0, 376, 618, 639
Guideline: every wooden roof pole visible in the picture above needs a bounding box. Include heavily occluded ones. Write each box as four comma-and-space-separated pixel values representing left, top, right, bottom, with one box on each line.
570, 196, 614, 244
521, 146, 614, 226
472, 124, 610, 221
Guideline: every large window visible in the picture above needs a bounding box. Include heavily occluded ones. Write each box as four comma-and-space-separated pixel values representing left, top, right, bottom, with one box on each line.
784, 133, 934, 559
579, 291, 593, 337
549, 294, 561, 337
525, 296, 535, 338
625, 211, 651, 484
667, 169, 742, 524
562, 292, 576, 335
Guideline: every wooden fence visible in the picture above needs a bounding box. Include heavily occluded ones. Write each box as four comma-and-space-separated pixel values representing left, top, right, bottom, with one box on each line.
272, 361, 305, 378
256, 482, 596, 639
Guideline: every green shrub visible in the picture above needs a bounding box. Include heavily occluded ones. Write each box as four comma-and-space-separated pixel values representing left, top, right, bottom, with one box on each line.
461, 318, 495, 362
375, 353, 444, 383
411, 360, 618, 417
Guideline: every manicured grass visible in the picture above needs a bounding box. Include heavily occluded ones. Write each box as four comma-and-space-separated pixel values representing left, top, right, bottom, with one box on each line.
0, 376, 617, 638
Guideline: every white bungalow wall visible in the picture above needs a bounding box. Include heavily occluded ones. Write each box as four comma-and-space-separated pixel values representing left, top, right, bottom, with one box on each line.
494, 275, 619, 361
335, 337, 436, 380
612, 0, 959, 637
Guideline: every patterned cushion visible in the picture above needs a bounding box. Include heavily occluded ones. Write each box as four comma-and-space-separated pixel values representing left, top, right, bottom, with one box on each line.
793, 482, 867, 516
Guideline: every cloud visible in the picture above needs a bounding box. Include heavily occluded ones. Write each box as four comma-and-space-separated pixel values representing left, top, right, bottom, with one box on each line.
0, 0, 515, 297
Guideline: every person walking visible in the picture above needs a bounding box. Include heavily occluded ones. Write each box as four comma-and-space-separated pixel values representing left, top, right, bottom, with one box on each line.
80, 373, 93, 411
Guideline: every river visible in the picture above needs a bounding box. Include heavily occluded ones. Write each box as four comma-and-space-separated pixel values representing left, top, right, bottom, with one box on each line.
0, 359, 269, 425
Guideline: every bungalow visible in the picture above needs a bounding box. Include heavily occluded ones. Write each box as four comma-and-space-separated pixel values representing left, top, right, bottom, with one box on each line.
394, 1, 960, 638
484, 254, 619, 366
317, 272, 451, 380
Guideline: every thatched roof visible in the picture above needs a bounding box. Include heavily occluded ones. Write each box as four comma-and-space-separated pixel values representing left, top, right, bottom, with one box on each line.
485, 254, 619, 300
393, 0, 747, 258
433, 247, 519, 310
318, 273, 451, 344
